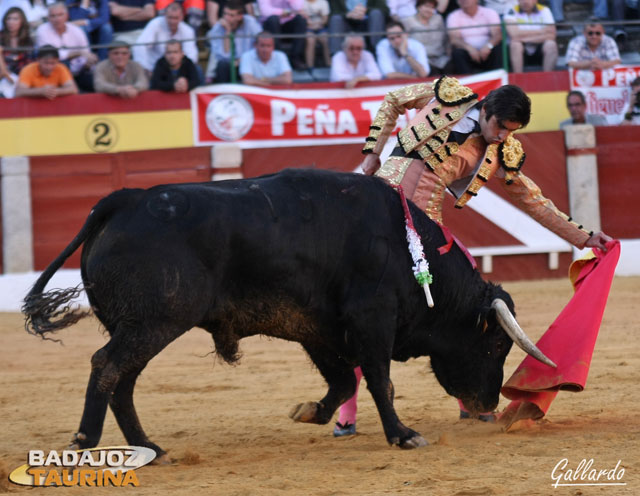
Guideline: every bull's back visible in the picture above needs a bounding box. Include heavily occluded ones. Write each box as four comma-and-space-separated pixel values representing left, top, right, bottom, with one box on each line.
80, 170, 404, 331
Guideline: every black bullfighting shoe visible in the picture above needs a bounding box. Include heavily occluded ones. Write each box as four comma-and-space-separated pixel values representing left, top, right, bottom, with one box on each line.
459, 410, 496, 423
333, 421, 356, 437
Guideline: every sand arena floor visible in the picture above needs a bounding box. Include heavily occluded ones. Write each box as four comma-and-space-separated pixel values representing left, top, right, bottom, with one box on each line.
1, 277, 638, 495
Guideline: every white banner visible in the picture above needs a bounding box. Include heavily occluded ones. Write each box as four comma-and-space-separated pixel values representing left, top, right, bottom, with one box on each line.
190, 70, 508, 148
569, 66, 640, 124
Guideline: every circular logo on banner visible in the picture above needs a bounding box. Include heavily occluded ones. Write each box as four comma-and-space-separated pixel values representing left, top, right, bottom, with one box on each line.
85, 118, 118, 153
575, 70, 595, 88
205, 94, 254, 141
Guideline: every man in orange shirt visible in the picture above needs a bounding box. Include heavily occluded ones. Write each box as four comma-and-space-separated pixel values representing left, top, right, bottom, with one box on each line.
15, 45, 78, 99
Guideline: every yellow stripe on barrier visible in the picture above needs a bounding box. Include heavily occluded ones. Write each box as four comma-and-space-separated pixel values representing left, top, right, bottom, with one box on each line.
527, 92, 570, 133
1, 110, 193, 156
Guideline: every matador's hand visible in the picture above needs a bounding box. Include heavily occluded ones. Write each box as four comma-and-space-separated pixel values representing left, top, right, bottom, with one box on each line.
585, 231, 613, 251
359, 153, 381, 175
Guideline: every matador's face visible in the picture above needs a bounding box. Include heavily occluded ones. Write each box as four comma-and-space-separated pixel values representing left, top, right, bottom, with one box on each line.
479, 108, 522, 145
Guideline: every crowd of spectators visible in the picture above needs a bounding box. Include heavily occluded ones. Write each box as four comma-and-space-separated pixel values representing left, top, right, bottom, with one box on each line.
0, 0, 638, 100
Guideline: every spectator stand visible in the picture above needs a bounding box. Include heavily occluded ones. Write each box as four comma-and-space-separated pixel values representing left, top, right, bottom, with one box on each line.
7, 12, 640, 88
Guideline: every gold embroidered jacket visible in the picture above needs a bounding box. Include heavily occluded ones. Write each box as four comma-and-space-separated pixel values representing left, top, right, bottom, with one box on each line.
363, 76, 593, 248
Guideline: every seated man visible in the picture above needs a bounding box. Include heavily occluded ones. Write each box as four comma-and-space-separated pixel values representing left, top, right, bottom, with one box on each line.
375, 20, 429, 79
566, 18, 621, 71
133, 2, 199, 73
93, 41, 148, 97
560, 90, 607, 128
15, 44, 78, 99
239, 31, 293, 86
206, 0, 254, 27
446, 0, 502, 75
330, 33, 380, 88
257, 0, 308, 70
504, 0, 557, 73
155, 0, 205, 30
35, 2, 98, 91
206, 0, 261, 82
109, 0, 155, 44
150, 39, 201, 91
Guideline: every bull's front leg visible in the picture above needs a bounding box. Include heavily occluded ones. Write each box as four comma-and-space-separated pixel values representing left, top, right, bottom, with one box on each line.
288, 345, 357, 425
361, 360, 428, 449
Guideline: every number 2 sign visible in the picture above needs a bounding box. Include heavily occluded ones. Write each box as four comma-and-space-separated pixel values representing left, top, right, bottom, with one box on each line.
85, 118, 119, 153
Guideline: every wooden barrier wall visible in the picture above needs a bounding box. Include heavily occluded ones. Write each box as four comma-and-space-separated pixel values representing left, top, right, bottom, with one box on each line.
30, 147, 211, 270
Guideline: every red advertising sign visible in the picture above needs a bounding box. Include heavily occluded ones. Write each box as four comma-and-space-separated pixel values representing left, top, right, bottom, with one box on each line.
191, 70, 507, 148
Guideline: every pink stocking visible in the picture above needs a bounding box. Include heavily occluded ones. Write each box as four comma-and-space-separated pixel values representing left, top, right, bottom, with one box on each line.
337, 367, 363, 425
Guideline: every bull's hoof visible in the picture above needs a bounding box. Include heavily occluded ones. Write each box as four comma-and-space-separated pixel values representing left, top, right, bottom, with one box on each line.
68, 432, 88, 450
399, 434, 428, 449
288, 401, 319, 423
151, 453, 172, 465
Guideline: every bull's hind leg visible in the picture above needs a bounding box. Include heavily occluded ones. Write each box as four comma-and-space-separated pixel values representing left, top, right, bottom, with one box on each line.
288, 345, 357, 425
71, 325, 186, 459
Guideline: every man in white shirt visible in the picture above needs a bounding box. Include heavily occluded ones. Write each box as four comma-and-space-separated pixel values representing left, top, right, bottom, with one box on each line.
133, 2, 198, 72
239, 31, 293, 86
375, 21, 429, 79
504, 0, 557, 72
35, 2, 98, 91
329, 34, 381, 88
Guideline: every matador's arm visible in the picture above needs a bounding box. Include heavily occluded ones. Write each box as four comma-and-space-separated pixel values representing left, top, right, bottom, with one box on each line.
501, 171, 592, 249
362, 83, 435, 155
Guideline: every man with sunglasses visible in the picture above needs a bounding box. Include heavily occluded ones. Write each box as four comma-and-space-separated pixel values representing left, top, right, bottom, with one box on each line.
566, 18, 620, 71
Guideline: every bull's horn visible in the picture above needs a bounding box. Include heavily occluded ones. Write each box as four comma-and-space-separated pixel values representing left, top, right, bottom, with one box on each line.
491, 299, 557, 368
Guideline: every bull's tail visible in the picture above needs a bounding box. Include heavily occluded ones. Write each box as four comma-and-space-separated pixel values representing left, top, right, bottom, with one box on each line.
23, 190, 130, 340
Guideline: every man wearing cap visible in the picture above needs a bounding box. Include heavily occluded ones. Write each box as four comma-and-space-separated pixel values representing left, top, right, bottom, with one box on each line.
93, 41, 149, 98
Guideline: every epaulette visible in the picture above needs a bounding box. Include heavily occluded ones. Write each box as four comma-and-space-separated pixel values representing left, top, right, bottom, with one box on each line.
433, 76, 478, 107
498, 135, 526, 184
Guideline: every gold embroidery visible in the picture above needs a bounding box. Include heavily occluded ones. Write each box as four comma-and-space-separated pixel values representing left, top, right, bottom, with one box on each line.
446, 109, 462, 121
414, 122, 431, 142
433, 76, 477, 105
500, 135, 525, 170
426, 156, 440, 171
431, 114, 446, 129
398, 128, 418, 152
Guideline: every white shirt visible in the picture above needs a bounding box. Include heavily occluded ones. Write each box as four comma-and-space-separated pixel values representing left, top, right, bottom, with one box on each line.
35, 21, 91, 75
375, 37, 429, 77
239, 49, 292, 79
133, 16, 198, 71
330, 50, 381, 82
504, 4, 555, 55
388, 0, 417, 19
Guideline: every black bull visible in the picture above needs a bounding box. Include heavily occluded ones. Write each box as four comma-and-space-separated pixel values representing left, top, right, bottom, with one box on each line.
24, 168, 552, 456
